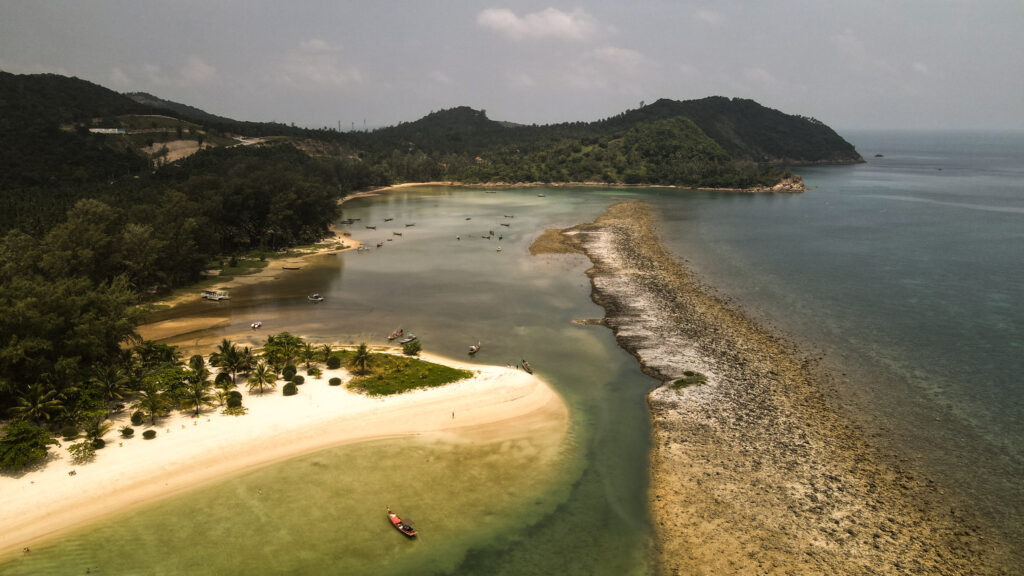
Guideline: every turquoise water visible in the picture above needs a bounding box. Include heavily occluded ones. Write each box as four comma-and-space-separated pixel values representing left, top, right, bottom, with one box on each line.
648, 131, 1024, 548
4, 188, 659, 575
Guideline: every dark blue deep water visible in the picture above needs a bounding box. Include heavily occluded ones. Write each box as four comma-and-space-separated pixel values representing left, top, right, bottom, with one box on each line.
650, 131, 1024, 545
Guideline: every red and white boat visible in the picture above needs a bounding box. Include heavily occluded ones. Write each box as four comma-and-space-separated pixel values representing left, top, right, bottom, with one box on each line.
387, 328, 404, 341
387, 507, 417, 537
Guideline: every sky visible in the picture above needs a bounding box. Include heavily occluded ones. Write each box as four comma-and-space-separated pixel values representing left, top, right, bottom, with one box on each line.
1, 1, 1022, 131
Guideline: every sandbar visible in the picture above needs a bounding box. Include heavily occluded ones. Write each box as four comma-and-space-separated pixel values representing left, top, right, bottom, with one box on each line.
0, 352, 567, 557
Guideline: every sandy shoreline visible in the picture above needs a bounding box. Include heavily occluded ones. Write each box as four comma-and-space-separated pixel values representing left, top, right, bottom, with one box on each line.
541, 202, 1011, 574
0, 352, 567, 557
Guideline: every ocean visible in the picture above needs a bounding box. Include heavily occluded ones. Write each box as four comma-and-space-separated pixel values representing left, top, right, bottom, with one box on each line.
651, 130, 1024, 549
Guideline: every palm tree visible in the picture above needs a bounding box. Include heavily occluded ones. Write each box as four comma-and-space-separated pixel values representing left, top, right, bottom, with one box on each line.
319, 344, 333, 363
248, 361, 277, 394
301, 343, 317, 369
8, 383, 63, 424
180, 378, 215, 416
238, 347, 255, 380
134, 382, 166, 425
91, 365, 129, 413
350, 343, 372, 375
82, 413, 112, 444
209, 338, 236, 373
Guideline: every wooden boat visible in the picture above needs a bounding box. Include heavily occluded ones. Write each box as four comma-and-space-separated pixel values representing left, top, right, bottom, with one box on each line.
501, 223, 510, 227
201, 290, 229, 301
405, 223, 415, 227
384, 217, 394, 222
308, 293, 324, 303
366, 225, 376, 230
282, 266, 301, 270
468, 342, 480, 355
393, 232, 403, 236
521, 359, 533, 374
399, 333, 417, 344
387, 328, 404, 341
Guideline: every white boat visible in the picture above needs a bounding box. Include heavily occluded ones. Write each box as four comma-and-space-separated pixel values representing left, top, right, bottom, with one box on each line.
399, 333, 417, 344
202, 290, 229, 301
308, 293, 325, 303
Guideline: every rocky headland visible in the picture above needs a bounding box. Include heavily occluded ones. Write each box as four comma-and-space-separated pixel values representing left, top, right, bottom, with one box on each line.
534, 202, 1010, 575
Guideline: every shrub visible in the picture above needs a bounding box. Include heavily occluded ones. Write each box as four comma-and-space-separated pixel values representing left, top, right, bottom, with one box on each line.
69, 441, 97, 464
92, 438, 106, 449
227, 395, 242, 408
130, 411, 145, 426
120, 426, 134, 438
329, 377, 342, 386
282, 365, 297, 381
402, 340, 422, 356
326, 355, 341, 369
283, 382, 298, 396
61, 425, 79, 440
291, 375, 305, 385
222, 405, 248, 416
215, 372, 233, 388
308, 367, 322, 379
0, 421, 60, 472
143, 430, 157, 440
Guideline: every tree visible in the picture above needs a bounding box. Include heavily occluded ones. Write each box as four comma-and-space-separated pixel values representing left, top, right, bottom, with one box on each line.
134, 382, 166, 425
180, 378, 215, 416
350, 343, 372, 375
91, 365, 129, 413
248, 361, 277, 394
81, 411, 112, 445
301, 343, 317, 369
0, 421, 59, 472
8, 383, 63, 424
319, 344, 333, 363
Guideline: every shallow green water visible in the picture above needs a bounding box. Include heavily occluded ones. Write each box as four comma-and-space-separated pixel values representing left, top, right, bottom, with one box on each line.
4, 187, 658, 575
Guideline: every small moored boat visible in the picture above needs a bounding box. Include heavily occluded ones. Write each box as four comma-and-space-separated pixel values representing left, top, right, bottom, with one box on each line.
521, 359, 533, 374
308, 293, 324, 303
387, 328, 404, 341
202, 290, 229, 301
399, 333, 417, 344
468, 341, 480, 355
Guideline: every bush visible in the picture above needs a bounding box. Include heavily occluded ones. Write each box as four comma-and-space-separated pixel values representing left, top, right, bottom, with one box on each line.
120, 426, 134, 438
215, 372, 233, 388
283, 382, 298, 396
329, 377, 342, 386
308, 367, 322, 379
227, 395, 242, 408
61, 425, 79, 440
326, 355, 341, 369
143, 430, 157, 440
92, 438, 106, 449
130, 411, 145, 426
69, 441, 97, 464
0, 421, 60, 472
282, 365, 297, 380
671, 370, 708, 389
291, 375, 305, 385
402, 340, 422, 356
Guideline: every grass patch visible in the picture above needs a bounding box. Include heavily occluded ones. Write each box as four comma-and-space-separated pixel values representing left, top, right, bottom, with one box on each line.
220, 260, 269, 276
671, 370, 707, 390
346, 353, 473, 396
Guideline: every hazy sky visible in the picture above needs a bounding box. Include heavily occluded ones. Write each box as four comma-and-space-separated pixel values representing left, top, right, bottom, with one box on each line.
2, 1, 1022, 130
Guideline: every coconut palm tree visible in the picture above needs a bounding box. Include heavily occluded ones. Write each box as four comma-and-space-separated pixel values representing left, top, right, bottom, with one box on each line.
248, 361, 277, 394
350, 343, 372, 375
134, 382, 166, 425
301, 343, 317, 369
319, 344, 333, 363
180, 378, 215, 416
82, 413, 112, 444
8, 383, 63, 424
91, 365, 129, 413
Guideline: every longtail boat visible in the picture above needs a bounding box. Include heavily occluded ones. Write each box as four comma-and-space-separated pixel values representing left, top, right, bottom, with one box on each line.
387, 328, 404, 341
468, 341, 480, 355
521, 359, 533, 374
387, 507, 417, 537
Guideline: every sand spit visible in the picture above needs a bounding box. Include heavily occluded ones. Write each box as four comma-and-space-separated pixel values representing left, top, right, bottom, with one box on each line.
541, 202, 1010, 575
0, 352, 567, 557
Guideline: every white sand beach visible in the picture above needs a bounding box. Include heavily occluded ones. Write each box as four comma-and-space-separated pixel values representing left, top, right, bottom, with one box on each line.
0, 353, 566, 556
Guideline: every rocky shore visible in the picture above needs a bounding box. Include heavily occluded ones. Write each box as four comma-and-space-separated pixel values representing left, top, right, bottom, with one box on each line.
536, 202, 1009, 575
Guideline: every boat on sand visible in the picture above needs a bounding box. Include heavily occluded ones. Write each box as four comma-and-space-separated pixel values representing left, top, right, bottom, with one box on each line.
521, 359, 533, 374
308, 293, 324, 303
387, 508, 417, 537
399, 333, 417, 344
